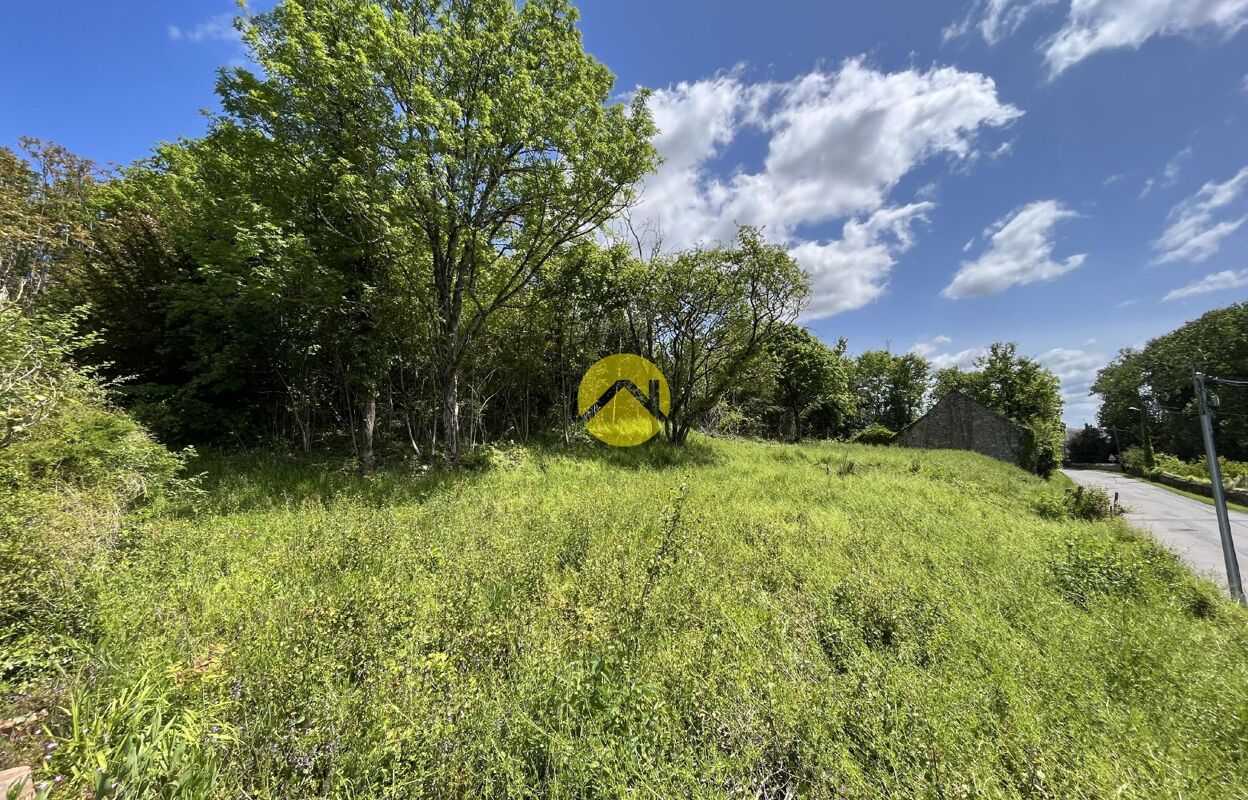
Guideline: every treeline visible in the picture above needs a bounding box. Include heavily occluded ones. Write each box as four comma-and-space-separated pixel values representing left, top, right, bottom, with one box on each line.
1085, 302, 1248, 462
1, 0, 1066, 473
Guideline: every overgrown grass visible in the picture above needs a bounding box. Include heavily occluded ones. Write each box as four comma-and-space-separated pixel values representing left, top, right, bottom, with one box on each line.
26, 438, 1248, 798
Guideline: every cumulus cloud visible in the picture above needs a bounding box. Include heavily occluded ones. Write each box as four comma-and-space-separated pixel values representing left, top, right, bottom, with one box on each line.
933, 348, 988, 369
942, 200, 1085, 299
1163, 269, 1248, 301
791, 203, 934, 318
168, 12, 241, 43
945, 0, 1248, 77
1153, 166, 1248, 263
1039, 346, 1106, 424
633, 58, 1021, 319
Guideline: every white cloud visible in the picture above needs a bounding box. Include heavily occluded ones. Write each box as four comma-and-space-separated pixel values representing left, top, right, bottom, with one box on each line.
942, 200, 1085, 299
1153, 166, 1248, 263
633, 58, 1021, 319
1039, 346, 1106, 424
1141, 144, 1195, 197
1115, 298, 1140, 308
1044, 0, 1248, 77
1163, 269, 1248, 301
168, 12, 240, 44
931, 347, 987, 369
791, 203, 934, 319
909, 336, 985, 369
910, 334, 954, 357
1162, 145, 1194, 184
946, 0, 1248, 77
944, 0, 1061, 45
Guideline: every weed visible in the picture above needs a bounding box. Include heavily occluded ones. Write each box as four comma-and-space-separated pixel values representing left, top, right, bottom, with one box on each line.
11, 438, 1248, 797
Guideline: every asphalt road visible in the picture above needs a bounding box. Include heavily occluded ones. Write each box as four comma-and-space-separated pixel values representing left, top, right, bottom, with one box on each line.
1062, 469, 1248, 594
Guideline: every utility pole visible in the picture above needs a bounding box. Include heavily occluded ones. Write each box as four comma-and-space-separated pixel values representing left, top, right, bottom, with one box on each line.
1193, 371, 1246, 604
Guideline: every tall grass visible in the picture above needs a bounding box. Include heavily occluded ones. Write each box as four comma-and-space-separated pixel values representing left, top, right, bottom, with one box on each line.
30, 438, 1248, 798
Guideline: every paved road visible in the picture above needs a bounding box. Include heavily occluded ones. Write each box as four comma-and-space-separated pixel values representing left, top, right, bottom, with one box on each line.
1062, 469, 1248, 593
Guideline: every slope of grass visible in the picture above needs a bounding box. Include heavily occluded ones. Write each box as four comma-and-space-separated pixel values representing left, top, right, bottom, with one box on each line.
32, 439, 1248, 798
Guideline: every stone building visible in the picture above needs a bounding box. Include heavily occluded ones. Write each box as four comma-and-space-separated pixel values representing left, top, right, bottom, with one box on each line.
892, 390, 1033, 469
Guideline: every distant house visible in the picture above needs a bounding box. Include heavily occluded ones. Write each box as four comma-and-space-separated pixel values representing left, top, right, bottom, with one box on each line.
892, 391, 1032, 469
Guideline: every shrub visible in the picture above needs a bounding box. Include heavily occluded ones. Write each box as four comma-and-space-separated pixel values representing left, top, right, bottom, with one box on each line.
1, 303, 185, 694
1050, 533, 1143, 607
1034, 485, 1120, 521
849, 422, 895, 445
1120, 445, 1150, 474
461, 442, 529, 472
1151, 452, 1188, 476
1128, 451, 1248, 489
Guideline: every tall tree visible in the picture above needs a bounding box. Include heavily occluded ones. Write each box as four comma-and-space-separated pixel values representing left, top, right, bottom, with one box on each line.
218, 0, 658, 466
0, 139, 96, 307
853, 350, 930, 432
1094, 303, 1248, 461
766, 324, 852, 441
934, 342, 1065, 475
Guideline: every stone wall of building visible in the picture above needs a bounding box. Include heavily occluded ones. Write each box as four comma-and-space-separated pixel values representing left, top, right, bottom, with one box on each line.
894, 392, 1031, 469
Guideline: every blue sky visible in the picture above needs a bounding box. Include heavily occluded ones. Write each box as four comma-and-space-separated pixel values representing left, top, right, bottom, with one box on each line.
3, 1, 1248, 425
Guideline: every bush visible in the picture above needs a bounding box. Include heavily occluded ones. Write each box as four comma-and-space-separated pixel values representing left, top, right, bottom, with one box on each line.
1, 303, 185, 694
1120, 445, 1149, 474
1147, 453, 1248, 491
1035, 485, 1120, 521
461, 442, 529, 472
849, 422, 895, 445
1050, 533, 1143, 607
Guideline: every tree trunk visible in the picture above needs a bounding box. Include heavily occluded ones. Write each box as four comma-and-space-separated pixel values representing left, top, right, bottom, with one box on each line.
359, 392, 377, 476
442, 370, 461, 466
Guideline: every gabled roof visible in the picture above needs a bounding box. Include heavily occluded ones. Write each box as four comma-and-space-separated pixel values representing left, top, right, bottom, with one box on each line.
892, 389, 1026, 440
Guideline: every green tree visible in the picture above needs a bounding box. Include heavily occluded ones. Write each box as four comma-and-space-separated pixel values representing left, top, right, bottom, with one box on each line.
0, 139, 96, 307
766, 323, 852, 441
1067, 424, 1114, 463
225, 0, 658, 466
1094, 303, 1248, 461
852, 350, 930, 432
643, 227, 809, 446
934, 342, 1065, 475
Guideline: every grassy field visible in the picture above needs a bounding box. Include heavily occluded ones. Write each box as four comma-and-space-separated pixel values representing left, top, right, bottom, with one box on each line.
23, 438, 1248, 798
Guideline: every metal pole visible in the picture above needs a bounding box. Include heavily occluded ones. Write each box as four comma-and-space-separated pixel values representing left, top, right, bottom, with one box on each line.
1193, 371, 1246, 604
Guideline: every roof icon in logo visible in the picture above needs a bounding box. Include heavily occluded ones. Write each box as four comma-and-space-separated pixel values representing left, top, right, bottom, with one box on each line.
578, 354, 670, 446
